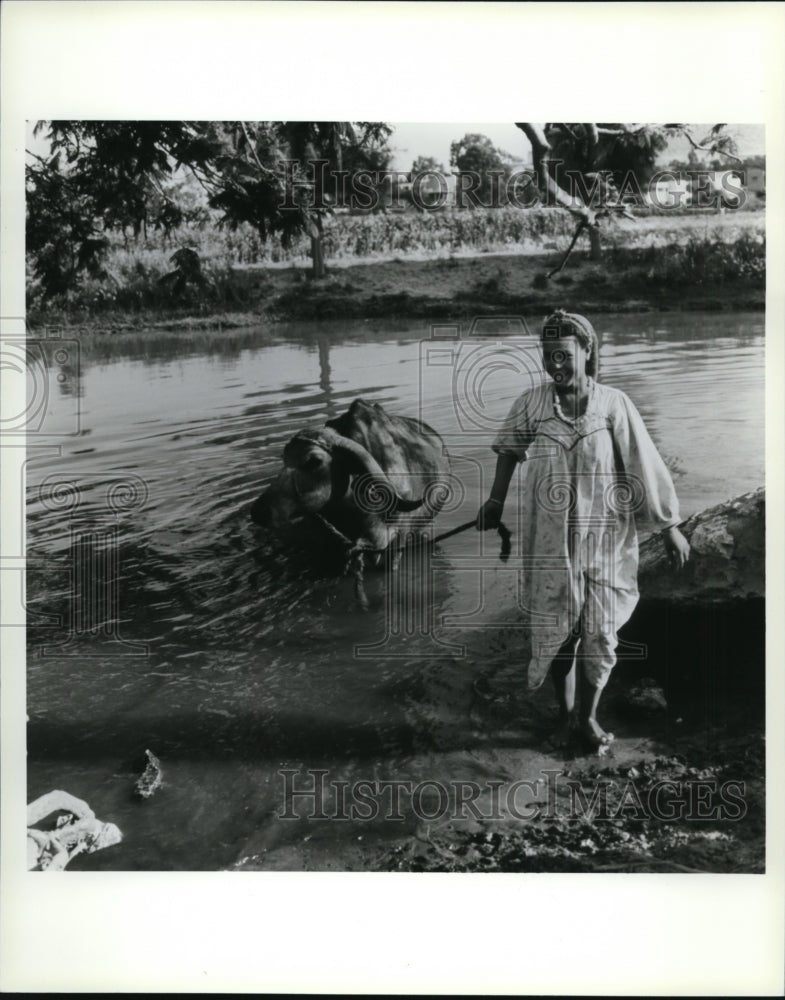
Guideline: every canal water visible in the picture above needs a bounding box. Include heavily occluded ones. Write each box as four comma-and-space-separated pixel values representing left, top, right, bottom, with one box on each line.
25, 311, 765, 869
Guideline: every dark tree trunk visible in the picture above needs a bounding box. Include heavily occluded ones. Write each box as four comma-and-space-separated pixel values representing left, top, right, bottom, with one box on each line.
517, 123, 601, 274
310, 214, 326, 279
589, 227, 602, 261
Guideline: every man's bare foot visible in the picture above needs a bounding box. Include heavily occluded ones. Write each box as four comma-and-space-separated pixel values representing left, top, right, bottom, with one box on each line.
578, 717, 615, 753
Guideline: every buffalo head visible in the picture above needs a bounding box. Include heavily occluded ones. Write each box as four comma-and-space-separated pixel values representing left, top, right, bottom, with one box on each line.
250, 425, 422, 535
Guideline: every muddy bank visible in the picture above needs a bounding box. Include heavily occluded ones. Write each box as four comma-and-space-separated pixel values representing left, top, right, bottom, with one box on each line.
232, 685, 765, 874
28, 247, 764, 335
230, 609, 764, 875
361, 629, 765, 874
639, 487, 764, 604
264, 250, 764, 323
376, 491, 766, 874
373, 722, 765, 874
231, 488, 765, 874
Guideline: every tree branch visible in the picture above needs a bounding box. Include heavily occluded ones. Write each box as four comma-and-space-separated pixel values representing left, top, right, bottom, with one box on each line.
25, 149, 52, 167
585, 123, 600, 147
516, 122, 597, 226
240, 121, 277, 176
547, 220, 588, 278
682, 127, 743, 165
553, 123, 581, 142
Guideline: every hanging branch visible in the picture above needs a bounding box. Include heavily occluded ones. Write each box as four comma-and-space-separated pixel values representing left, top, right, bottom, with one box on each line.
547, 220, 587, 278
516, 123, 597, 225
515, 122, 714, 277
517, 122, 601, 274
681, 125, 743, 166
239, 121, 277, 176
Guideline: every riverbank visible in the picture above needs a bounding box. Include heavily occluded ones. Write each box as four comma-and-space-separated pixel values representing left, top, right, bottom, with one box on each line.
228, 573, 765, 874
366, 490, 767, 874
28, 237, 765, 335
231, 488, 765, 874
371, 713, 765, 874
231, 655, 765, 875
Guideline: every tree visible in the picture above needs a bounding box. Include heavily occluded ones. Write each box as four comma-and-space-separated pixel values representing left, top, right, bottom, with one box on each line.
411, 155, 445, 176
26, 121, 212, 297
26, 120, 393, 296
668, 148, 706, 172
534, 123, 668, 260
740, 153, 765, 171
276, 121, 392, 275
449, 133, 516, 206
516, 123, 741, 276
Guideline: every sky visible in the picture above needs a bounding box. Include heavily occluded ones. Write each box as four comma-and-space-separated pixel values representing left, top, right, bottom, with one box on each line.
25, 122, 765, 172
388, 122, 766, 171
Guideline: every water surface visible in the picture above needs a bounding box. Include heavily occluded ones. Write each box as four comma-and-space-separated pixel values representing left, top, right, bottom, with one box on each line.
26, 311, 765, 869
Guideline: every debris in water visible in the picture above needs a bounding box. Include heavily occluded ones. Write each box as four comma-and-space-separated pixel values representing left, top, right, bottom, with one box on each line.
134, 749, 163, 799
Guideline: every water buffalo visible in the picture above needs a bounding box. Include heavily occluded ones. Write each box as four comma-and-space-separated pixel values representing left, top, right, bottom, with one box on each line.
250, 399, 451, 573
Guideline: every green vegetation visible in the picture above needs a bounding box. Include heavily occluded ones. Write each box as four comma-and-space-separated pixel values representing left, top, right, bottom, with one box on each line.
25, 121, 763, 329
449, 132, 520, 204
26, 205, 765, 330
606, 231, 766, 287
26, 121, 394, 297
28, 120, 757, 326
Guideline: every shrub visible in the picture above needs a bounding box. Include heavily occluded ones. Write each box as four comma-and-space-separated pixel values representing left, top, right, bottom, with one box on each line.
26, 204, 765, 319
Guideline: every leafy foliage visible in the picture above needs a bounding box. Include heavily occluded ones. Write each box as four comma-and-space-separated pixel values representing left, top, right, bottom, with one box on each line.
544, 123, 669, 192
411, 155, 445, 175
516, 122, 746, 273
449, 133, 517, 204
26, 121, 392, 297
669, 151, 765, 174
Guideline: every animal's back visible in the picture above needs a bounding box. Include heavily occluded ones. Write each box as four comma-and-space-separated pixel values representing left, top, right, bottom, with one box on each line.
326, 399, 448, 496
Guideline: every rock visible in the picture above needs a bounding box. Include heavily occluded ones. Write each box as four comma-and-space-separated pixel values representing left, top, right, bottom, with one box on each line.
638, 487, 764, 604
134, 748, 163, 799
620, 678, 668, 714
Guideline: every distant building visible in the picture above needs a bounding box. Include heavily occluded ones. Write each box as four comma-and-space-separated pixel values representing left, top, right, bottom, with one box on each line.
688, 170, 744, 208
647, 175, 692, 208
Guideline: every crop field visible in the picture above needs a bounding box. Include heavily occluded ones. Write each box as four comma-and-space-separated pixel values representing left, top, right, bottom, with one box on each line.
26, 204, 766, 322
122, 204, 766, 268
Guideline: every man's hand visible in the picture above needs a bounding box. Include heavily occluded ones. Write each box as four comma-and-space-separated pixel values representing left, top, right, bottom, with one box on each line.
663, 525, 690, 569
476, 498, 503, 531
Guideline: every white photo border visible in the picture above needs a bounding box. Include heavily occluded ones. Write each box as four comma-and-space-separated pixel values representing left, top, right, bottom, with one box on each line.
1, 1, 783, 994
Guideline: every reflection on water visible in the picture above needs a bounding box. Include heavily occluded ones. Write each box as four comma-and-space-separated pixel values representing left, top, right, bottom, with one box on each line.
25, 311, 765, 869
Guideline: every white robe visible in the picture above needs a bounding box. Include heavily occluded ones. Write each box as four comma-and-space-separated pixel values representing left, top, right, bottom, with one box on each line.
493, 379, 681, 690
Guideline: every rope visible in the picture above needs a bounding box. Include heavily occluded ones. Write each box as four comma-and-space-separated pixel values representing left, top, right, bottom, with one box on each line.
433, 519, 512, 561
311, 512, 513, 605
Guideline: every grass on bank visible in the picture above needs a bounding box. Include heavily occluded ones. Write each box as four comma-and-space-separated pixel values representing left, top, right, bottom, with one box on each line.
27, 206, 766, 329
